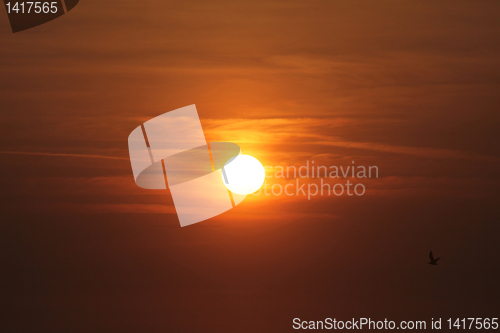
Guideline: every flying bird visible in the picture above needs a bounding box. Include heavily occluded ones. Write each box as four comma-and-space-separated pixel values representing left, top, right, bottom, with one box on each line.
428, 251, 440, 265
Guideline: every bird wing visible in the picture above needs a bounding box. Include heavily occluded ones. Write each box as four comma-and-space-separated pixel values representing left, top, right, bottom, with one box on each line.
429, 251, 434, 261
435, 257, 441, 262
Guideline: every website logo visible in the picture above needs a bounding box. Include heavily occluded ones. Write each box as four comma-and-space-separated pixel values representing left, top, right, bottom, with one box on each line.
128, 105, 265, 227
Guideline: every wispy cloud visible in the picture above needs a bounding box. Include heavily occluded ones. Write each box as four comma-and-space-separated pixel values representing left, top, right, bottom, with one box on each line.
0, 151, 129, 160
203, 118, 499, 161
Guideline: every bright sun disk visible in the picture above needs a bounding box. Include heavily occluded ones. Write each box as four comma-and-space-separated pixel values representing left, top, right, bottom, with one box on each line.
221, 155, 265, 195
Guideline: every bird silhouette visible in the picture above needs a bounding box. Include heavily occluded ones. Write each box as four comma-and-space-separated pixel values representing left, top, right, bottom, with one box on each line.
428, 251, 440, 265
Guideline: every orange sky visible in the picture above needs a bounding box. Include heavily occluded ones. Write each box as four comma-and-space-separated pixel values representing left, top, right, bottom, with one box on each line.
1, 1, 499, 332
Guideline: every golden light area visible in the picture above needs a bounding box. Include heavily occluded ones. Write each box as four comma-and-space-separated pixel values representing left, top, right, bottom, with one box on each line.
222, 155, 266, 195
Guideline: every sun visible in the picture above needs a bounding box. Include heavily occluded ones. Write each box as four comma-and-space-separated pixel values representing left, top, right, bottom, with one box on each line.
221, 155, 265, 195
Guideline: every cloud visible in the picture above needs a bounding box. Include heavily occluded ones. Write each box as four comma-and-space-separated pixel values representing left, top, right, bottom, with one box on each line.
203, 118, 499, 161
0, 150, 128, 160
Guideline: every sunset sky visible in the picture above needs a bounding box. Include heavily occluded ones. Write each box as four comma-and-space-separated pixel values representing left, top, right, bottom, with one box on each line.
1, 1, 499, 331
